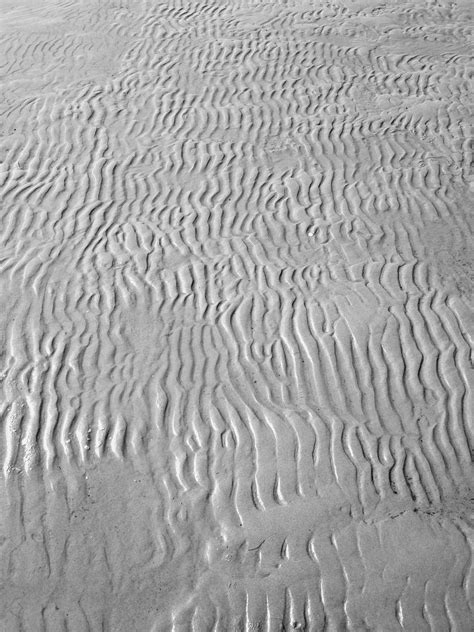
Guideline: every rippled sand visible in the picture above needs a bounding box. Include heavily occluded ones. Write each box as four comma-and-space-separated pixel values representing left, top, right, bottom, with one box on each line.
1, 0, 473, 630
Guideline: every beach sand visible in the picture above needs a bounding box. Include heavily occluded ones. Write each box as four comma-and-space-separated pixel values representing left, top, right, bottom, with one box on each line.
0, 0, 473, 629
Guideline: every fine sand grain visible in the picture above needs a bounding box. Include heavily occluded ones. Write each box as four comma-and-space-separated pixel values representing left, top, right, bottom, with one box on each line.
1, 0, 473, 630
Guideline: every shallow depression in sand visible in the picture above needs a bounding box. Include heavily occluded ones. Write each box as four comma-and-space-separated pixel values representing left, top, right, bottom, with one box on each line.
0, 0, 473, 630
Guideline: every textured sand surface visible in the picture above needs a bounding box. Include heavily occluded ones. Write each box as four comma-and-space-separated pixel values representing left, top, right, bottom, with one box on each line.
1, 0, 473, 630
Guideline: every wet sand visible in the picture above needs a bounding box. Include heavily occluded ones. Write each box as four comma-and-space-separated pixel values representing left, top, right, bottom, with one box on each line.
1, 0, 473, 630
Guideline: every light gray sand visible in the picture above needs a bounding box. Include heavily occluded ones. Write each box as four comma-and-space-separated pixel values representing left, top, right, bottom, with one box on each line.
0, 0, 473, 630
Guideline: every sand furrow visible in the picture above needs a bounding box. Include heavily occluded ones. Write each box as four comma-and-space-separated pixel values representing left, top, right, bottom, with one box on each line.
1, 0, 473, 629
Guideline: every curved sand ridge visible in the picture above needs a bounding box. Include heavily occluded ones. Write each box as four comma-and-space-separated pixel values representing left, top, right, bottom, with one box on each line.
0, 0, 473, 630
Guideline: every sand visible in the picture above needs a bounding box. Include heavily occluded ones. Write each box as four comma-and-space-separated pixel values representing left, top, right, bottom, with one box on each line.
0, 0, 473, 630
